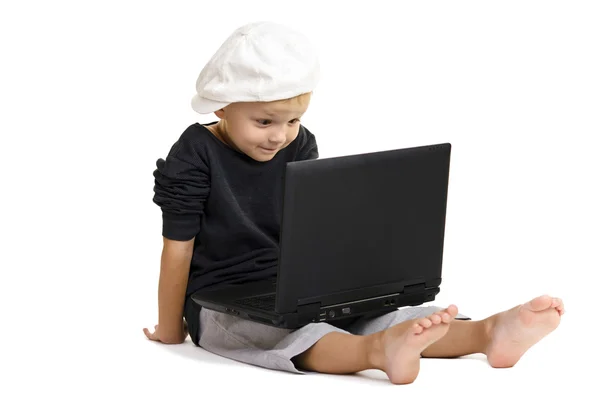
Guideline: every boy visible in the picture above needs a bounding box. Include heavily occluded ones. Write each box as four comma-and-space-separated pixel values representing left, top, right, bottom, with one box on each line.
144, 21, 564, 385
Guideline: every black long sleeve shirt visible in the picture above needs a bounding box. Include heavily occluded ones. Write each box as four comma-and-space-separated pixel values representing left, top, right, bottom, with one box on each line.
152, 122, 318, 343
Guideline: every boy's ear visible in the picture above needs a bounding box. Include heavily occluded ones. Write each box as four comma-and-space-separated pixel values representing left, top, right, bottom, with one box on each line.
214, 108, 225, 119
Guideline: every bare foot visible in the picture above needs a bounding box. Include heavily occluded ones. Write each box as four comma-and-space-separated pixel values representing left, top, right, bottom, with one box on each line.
378, 305, 458, 384
485, 295, 564, 368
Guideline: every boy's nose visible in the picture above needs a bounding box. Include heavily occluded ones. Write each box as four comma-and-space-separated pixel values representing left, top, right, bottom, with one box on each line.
268, 129, 286, 145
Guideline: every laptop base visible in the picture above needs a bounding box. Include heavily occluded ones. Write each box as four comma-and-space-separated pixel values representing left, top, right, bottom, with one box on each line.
191, 280, 442, 329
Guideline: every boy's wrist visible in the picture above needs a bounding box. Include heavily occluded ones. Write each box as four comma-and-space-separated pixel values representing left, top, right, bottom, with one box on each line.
156, 320, 187, 344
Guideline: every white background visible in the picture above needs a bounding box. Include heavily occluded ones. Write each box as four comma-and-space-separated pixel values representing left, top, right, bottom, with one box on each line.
1, 0, 598, 398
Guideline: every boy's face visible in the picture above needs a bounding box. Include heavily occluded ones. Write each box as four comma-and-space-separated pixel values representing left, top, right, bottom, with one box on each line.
214, 96, 310, 162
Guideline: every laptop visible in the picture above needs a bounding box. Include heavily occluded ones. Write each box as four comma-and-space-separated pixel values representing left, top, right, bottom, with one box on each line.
191, 143, 452, 329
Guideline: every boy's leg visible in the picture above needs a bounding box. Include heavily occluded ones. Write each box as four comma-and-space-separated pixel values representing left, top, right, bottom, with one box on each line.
294, 295, 564, 384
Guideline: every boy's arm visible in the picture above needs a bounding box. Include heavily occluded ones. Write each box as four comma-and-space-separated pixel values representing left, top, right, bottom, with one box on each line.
148, 126, 211, 343
154, 237, 194, 344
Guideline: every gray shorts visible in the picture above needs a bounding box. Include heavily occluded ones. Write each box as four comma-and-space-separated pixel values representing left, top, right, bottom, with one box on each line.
197, 306, 470, 373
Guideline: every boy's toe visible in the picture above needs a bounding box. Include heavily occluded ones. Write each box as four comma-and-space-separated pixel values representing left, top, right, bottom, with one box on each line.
419, 318, 432, 329
446, 305, 459, 317
413, 323, 424, 334
527, 295, 553, 311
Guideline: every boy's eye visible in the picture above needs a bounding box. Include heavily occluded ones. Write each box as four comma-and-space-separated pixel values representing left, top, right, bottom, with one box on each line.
289, 118, 300, 124
257, 119, 272, 126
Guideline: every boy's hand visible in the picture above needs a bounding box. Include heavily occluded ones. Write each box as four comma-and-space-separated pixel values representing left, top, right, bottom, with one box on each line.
143, 320, 188, 344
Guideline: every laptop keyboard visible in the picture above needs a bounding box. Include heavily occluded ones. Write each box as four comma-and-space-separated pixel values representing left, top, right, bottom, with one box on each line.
234, 294, 276, 311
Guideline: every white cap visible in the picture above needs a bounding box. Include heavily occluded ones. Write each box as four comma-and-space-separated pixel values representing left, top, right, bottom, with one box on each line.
191, 21, 320, 114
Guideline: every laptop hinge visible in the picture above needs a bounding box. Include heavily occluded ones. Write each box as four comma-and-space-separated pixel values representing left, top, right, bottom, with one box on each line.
404, 282, 426, 294
297, 302, 321, 314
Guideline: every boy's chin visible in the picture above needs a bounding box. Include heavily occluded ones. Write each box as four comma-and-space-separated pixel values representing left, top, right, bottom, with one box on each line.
249, 150, 279, 162
252, 154, 277, 162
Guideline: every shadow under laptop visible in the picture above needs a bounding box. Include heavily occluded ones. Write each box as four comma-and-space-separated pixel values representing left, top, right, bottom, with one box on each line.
160, 339, 241, 367
158, 338, 392, 384
161, 340, 488, 386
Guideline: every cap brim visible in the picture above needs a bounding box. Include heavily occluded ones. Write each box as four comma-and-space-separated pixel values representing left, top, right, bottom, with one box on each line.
191, 94, 230, 114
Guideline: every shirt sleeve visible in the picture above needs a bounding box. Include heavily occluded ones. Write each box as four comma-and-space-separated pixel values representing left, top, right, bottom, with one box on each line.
295, 125, 319, 161
152, 129, 210, 241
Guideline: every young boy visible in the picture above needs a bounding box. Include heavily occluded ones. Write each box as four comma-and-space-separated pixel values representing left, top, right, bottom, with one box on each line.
143, 21, 565, 385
